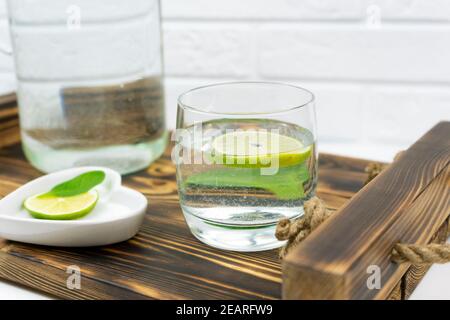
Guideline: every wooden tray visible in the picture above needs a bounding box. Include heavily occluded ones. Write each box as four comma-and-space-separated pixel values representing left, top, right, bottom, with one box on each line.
4, 95, 447, 300
0, 96, 370, 299
284, 122, 449, 300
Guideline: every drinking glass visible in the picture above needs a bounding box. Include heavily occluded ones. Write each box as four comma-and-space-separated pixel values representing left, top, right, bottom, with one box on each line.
174, 82, 317, 252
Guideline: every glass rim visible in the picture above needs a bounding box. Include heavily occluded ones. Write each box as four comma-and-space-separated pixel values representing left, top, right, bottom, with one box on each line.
177, 81, 315, 116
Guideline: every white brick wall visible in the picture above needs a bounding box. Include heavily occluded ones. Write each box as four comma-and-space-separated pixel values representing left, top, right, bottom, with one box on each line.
0, 1, 14, 93
1, 0, 450, 161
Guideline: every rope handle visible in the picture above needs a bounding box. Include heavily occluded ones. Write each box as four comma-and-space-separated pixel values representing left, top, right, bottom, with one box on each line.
276, 151, 450, 264
276, 197, 450, 264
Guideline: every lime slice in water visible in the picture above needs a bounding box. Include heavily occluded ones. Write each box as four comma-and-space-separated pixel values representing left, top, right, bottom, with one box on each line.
24, 190, 98, 220
211, 130, 312, 168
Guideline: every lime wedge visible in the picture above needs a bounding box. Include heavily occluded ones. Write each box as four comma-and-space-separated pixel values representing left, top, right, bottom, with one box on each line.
211, 130, 312, 168
24, 190, 98, 220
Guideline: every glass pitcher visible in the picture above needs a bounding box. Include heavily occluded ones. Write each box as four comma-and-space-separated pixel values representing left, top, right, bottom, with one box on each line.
6, 0, 167, 174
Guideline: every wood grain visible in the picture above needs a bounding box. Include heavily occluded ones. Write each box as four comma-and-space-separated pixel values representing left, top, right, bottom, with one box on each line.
0, 94, 19, 149
0, 93, 16, 106
0, 99, 373, 299
401, 217, 449, 300
0, 145, 369, 300
283, 122, 450, 300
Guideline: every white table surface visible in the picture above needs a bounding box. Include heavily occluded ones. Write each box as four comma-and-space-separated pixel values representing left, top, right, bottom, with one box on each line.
0, 143, 448, 300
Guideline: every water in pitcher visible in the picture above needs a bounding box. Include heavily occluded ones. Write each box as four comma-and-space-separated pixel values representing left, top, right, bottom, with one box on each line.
7, 0, 167, 174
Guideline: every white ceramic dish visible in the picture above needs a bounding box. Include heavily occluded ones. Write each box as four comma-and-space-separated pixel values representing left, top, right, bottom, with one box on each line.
0, 166, 147, 247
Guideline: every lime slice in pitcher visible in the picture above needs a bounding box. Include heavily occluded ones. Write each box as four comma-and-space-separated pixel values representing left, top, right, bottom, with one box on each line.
211, 130, 312, 168
24, 191, 98, 220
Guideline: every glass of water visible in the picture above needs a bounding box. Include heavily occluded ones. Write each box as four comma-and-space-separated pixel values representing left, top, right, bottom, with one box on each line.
174, 82, 318, 252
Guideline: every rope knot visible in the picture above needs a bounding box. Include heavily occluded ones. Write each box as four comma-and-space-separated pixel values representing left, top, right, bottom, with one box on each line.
276, 196, 331, 258
276, 151, 449, 265
392, 243, 450, 264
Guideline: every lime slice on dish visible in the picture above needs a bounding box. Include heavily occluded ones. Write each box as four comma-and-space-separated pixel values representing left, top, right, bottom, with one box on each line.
24, 190, 98, 220
211, 130, 312, 168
